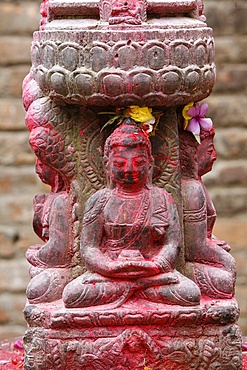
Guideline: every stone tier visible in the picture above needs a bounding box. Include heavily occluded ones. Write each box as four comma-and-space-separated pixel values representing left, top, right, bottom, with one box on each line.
23, 298, 242, 369
30, 19, 215, 107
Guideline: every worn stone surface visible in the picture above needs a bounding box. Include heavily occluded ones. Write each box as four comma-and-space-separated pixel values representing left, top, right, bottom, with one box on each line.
23, 300, 242, 370
20, 0, 243, 368
0, 0, 247, 348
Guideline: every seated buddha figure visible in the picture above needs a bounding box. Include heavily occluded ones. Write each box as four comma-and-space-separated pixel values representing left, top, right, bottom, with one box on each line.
180, 130, 236, 299
63, 119, 201, 308
26, 159, 73, 303
108, 0, 143, 25
197, 129, 231, 252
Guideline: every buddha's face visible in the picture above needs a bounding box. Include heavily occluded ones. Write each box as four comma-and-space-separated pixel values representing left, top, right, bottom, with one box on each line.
35, 159, 59, 188
108, 145, 150, 190
35, 160, 52, 185
197, 136, 217, 176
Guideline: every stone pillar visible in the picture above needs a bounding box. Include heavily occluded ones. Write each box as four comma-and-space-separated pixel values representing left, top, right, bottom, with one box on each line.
22, 0, 242, 369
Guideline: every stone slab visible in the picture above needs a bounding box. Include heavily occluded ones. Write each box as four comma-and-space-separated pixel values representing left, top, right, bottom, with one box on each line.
23, 298, 242, 369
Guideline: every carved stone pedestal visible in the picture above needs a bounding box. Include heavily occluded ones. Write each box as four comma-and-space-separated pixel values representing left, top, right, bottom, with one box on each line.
24, 298, 241, 370
22, 0, 242, 368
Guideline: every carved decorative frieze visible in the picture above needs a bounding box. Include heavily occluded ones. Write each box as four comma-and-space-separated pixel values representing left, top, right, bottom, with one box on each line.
30, 28, 215, 107
23, 299, 242, 370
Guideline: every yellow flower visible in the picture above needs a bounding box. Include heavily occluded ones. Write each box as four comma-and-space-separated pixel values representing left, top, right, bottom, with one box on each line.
124, 105, 153, 123
144, 366, 153, 370
182, 102, 194, 129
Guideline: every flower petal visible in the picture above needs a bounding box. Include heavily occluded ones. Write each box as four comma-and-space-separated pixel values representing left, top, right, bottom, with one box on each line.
187, 103, 200, 117
125, 106, 153, 122
187, 118, 200, 135
199, 117, 213, 131
183, 119, 189, 130
194, 134, 201, 144
199, 102, 209, 117
182, 102, 194, 121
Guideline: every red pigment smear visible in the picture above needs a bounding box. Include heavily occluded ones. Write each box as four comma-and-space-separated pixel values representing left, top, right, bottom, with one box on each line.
0, 338, 24, 369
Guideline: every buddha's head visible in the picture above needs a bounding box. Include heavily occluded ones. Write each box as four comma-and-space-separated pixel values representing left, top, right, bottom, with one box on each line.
197, 128, 216, 177
179, 128, 216, 179
35, 159, 65, 192
104, 118, 153, 190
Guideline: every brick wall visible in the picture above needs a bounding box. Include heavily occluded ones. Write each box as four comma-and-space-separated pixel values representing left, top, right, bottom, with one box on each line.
0, 0, 246, 339
205, 0, 247, 334
0, 0, 43, 339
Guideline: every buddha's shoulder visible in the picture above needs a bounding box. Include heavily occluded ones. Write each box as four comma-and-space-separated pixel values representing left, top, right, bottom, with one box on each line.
151, 185, 173, 200
84, 188, 111, 218
181, 178, 204, 196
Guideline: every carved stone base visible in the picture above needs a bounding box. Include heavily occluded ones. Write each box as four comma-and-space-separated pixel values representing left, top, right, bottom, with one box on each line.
23, 298, 242, 369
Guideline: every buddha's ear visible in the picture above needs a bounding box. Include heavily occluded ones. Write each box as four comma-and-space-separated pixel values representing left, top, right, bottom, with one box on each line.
103, 156, 116, 188
102, 156, 108, 173
147, 155, 154, 187
102, 156, 110, 187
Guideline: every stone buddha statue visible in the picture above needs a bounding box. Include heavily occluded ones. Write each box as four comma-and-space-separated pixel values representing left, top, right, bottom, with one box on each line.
63, 119, 201, 308
180, 130, 236, 298
26, 159, 73, 303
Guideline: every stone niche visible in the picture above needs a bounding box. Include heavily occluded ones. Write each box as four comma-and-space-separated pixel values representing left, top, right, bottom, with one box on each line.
22, 0, 242, 369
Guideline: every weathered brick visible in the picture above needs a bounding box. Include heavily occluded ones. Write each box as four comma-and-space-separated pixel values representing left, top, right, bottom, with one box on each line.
0, 226, 18, 258
0, 194, 35, 226
213, 128, 247, 159
203, 160, 247, 187
0, 99, 27, 131
235, 286, 247, 316
0, 325, 25, 340
0, 66, 30, 98
0, 131, 35, 165
207, 95, 247, 128
0, 258, 29, 293
210, 187, 247, 216
0, 36, 33, 66
0, 165, 39, 195
234, 251, 247, 283
205, 1, 247, 36
0, 293, 26, 325
233, 3, 247, 34
0, 3, 40, 36
214, 36, 247, 64
213, 217, 247, 253
14, 225, 41, 255
214, 64, 247, 93
238, 317, 247, 339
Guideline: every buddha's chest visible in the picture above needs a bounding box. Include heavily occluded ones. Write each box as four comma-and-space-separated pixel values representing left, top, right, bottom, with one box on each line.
104, 195, 144, 224
103, 193, 168, 251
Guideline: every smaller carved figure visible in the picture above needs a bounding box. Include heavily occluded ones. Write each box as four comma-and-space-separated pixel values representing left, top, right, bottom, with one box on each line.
180, 130, 236, 299
26, 159, 73, 303
63, 119, 201, 308
100, 0, 147, 25
197, 129, 230, 251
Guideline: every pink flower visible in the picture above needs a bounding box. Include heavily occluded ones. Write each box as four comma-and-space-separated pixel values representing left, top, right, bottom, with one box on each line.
186, 102, 213, 135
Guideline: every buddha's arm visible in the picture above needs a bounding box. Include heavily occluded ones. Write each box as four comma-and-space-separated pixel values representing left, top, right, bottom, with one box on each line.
81, 216, 160, 278
182, 179, 212, 261
153, 195, 180, 272
81, 213, 116, 277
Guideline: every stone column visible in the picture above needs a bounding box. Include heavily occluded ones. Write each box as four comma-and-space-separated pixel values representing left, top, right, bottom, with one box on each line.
22, 0, 242, 369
